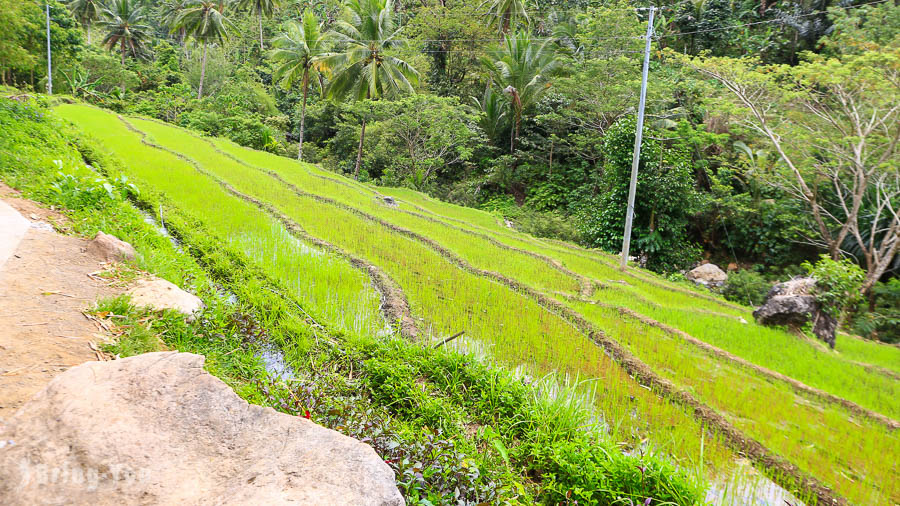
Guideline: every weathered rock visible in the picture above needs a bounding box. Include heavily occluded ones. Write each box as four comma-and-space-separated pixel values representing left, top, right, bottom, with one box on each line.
753, 277, 837, 348
382, 196, 397, 207
0, 352, 403, 506
85, 231, 135, 262
686, 263, 728, 287
126, 278, 204, 316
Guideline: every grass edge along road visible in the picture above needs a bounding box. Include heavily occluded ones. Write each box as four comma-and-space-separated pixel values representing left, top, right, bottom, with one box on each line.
54, 103, 900, 506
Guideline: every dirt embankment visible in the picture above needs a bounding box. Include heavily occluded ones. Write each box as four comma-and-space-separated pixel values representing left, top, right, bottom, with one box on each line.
0, 184, 119, 419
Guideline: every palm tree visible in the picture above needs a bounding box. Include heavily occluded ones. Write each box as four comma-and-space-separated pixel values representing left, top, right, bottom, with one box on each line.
238, 0, 280, 51
99, 0, 152, 92
174, 0, 234, 99
323, 0, 419, 179
481, 30, 560, 154
68, 0, 105, 44
160, 0, 188, 44
482, 0, 528, 35
270, 10, 329, 161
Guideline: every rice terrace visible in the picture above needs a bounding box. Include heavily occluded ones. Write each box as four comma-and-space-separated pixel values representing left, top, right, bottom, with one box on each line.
0, 0, 898, 505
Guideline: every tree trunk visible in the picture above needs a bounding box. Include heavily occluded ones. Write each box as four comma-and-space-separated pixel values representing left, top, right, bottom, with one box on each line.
120, 42, 126, 94
258, 12, 264, 52
198, 43, 207, 99
354, 117, 367, 180
298, 71, 309, 161
548, 139, 553, 175
86, 22, 92, 45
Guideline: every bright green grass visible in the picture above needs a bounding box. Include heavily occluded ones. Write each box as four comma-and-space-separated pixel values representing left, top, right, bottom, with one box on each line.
594, 286, 900, 419
836, 334, 900, 375
64, 106, 900, 503
183, 120, 900, 504
209, 125, 900, 420
569, 300, 900, 505
55, 104, 384, 338
59, 107, 745, 482
126, 119, 581, 295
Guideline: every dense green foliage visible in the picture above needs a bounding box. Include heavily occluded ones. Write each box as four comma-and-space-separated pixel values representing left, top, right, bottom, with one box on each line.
721, 269, 771, 307
578, 116, 701, 272
853, 279, 900, 343
803, 255, 866, 319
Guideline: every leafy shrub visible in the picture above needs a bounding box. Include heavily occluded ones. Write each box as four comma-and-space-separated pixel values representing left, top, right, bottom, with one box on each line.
852, 279, 900, 343
802, 255, 865, 319
481, 194, 580, 242
577, 116, 702, 273
721, 269, 771, 306
48, 162, 138, 210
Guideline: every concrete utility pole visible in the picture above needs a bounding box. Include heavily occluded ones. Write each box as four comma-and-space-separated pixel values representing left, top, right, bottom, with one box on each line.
620, 6, 655, 270
46, 3, 52, 95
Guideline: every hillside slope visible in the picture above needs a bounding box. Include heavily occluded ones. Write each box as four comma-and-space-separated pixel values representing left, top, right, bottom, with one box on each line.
55, 103, 899, 505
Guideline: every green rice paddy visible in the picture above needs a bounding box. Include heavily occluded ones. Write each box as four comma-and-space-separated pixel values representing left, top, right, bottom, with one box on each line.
55, 103, 899, 505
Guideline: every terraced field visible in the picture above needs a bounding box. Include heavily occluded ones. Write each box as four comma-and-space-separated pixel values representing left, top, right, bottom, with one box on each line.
56, 103, 900, 505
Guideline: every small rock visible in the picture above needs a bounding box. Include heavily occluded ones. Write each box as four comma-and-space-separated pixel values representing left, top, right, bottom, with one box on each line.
28, 213, 38, 220
86, 231, 136, 262
382, 196, 397, 207
126, 278, 204, 317
727, 262, 738, 272
0, 352, 403, 505
686, 263, 728, 287
29, 221, 53, 232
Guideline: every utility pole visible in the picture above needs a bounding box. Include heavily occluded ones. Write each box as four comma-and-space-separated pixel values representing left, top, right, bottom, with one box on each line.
46, 3, 52, 95
620, 6, 655, 270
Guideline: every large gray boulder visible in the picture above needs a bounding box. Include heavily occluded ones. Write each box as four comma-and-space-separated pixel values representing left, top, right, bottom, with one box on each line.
753, 277, 837, 348
0, 352, 403, 506
686, 263, 728, 287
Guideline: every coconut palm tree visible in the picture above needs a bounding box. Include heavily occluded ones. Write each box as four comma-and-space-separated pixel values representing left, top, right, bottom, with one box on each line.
173, 0, 234, 99
270, 10, 329, 161
481, 30, 560, 153
160, 0, 188, 44
67, 0, 105, 44
482, 0, 528, 35
323, 0, 419, 179
238, 0, 280, 51
99, 0, 152, 92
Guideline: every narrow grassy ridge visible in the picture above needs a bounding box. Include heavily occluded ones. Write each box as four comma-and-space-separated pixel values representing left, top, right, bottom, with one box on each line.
42, 100, 900, 505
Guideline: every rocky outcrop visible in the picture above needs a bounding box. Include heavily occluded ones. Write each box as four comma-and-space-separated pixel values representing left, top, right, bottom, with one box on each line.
86, 231, 136, 262
753, 277, 837, 348
0, 352, 403, 506
686, 263, 728, 287
126, 278, 204, 317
